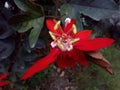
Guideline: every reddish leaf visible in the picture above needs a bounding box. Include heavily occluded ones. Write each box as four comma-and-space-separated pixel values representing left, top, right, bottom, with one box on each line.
87, 52, 114, 74
87, 51, 110, 65
90, 58, 114, 74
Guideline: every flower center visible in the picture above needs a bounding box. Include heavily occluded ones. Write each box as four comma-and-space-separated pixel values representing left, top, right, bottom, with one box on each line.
51, 34, 73, 51
50, 33, 79, 51
49, 18, 79, 51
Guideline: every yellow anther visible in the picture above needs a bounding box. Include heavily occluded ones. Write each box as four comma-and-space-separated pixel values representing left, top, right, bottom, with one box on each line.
72, 24, 77, 34
54, 21, 61, 30
49, 31, 56, 40
70, 38, 80, 44
57, 40, 65, 51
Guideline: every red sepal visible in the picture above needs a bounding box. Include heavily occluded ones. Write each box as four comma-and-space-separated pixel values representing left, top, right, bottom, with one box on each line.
74, 30, 92, 40
75, 38, 115, 51
46, 20, 62, 35
21, 48, 60, 80
0, 81, 8, 87
64, 18, 75, 33
0, 73, 9, 87
0, 73, 8, 80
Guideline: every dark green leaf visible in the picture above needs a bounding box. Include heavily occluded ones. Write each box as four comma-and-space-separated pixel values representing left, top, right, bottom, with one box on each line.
0, 17, 13, 39
0, 8, 13, 39
17, 45, 37, 62
29, 16, 44, 48
0, 64, 7, 73
35, 39, 45, 49
10, 73, 17, 82
69, 0, 118, 10
9, 15, 45, 47
60, 4, 83, 30
14, 0, 44, 16
60, 4, 120, 21
0, 38, 14, 60
9, 0, 45, 48
77, 5, 120, 21
12, 61, 27, 75
9, 14, 41, 32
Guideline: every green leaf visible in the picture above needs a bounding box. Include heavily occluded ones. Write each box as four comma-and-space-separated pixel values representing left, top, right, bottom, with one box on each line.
9, 0, 45, 48
9, 14, 34, 32
9, 14, 45, 33
77, 5, 120, 21
14, 0, 44, 16
69, 0, 118, 10
60, 4, 120, 21
9, 15, 45, 48
60, 4, 83, 30
29, 17, 44, 48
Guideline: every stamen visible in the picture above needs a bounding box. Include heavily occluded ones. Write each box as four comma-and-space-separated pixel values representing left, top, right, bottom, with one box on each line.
54, 21, 61, 30
70, 38, 80, 44
72, 24, 77, 34
66, 24, 76, 35
51, 41, 57, 48
49, 31, 56, 40
57, 40, 65, 51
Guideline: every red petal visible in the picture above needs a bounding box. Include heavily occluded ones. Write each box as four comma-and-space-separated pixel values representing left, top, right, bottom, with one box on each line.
21, 48, 60, 80
64, 18, 75, 33
0, 81, 8, 87
46, 20, 62, 35
0, 73, 8, 80
77, 51, 88, 67
57, 49, 88, 68
57, 50, 77, 69
75, 38, 115, 51
56, 55, 68, 69
74, 30, 92, 40
57, 54, 76, 69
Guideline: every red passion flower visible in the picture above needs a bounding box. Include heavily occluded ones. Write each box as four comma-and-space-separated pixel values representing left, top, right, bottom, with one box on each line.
0, 73, 9, 87
21, 18, 114, 80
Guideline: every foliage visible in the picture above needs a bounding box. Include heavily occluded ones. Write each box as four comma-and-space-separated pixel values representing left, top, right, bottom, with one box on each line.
9, 0, 45, 48
67, 45, 120, 90
0, 0, 120, 89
